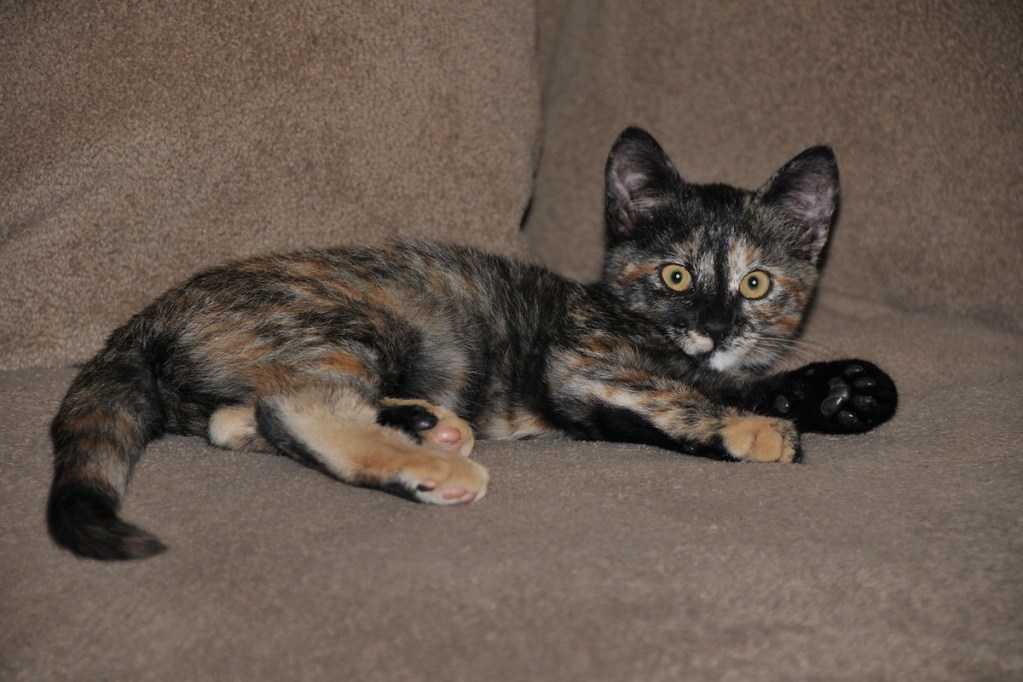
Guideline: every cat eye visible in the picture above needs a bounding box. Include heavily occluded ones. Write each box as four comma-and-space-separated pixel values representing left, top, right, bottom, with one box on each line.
660, 264, 692, 292
739, 270, 772, 299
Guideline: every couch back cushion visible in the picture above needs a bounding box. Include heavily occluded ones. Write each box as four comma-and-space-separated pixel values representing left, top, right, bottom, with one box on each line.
528, 0, 1023, 331
0, 1, 539, 369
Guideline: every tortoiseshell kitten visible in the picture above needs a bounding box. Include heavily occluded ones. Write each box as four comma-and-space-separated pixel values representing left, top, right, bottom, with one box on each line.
47, 127, 897, 560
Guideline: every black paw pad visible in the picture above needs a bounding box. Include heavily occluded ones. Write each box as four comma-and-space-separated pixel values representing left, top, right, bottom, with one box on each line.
774, 360, 898, 434
377, 404, 438, 444
820, 375, 853, 416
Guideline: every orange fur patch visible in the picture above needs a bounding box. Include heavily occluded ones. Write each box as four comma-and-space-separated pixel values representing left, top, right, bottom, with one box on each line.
319, 350, 372, 381
621, 263, 658, 282
719, 415, 798, 463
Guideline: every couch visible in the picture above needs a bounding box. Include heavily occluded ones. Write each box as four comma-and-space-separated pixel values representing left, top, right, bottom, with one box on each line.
2, 1, 1020, 679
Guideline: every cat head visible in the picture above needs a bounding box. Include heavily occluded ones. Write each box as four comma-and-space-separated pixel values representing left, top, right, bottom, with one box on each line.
602, 126, 839, 375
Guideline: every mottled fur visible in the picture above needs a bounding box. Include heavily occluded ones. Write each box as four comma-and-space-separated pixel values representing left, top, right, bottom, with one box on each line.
47, 127, 897, 560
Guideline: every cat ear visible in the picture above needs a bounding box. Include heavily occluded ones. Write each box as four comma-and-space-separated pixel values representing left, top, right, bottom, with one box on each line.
605, 127, 684, 241
757, 145, 840, 262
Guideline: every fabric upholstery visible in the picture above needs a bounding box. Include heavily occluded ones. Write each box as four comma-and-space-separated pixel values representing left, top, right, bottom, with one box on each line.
0, 0, 539, 369
527, 0, 1023, 331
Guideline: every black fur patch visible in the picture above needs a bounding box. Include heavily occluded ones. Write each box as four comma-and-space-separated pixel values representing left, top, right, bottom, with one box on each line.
47, 481, 166, 560
254, 400, 333, 477
589, 404, 735, 461
376, 404, 437, 444
763, 360, 898, 434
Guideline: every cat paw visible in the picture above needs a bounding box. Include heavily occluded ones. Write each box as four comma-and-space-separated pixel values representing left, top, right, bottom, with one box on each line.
719, 415, 801, 463
377, 399, 475, 457
208, 404, 272, 451
773, 360, 898, 434
392, 450, 489, 506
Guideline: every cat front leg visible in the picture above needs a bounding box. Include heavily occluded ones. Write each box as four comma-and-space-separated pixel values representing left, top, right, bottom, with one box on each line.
547, 351, 801, 462
717, 413, 801, 463
749, 359, 898, 434
586, 399, 802, 463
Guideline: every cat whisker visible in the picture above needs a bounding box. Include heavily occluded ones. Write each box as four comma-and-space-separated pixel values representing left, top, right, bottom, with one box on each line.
760, 335, 837, 356
760, 343, 816, 361
753, 337, 826, 363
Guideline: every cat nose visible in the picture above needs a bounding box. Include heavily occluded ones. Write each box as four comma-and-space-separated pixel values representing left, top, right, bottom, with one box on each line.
700, 315, 730, 343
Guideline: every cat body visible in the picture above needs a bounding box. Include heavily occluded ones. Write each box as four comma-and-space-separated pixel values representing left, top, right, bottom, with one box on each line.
47, 128, 897, 560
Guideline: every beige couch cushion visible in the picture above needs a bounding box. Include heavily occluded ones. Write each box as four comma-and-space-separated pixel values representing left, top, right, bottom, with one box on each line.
528, 0, 1023, 331
3, 299, 1020, 680
0, 1, 540, 370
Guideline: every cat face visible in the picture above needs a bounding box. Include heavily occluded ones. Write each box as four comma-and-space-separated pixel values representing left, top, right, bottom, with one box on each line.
602, 127, 839, 375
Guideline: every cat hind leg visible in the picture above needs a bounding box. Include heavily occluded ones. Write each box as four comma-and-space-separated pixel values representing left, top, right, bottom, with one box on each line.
209, 398, 476, 457
377, 398, 476, 457
251, 386, 487, 505
209, 404, 273, 451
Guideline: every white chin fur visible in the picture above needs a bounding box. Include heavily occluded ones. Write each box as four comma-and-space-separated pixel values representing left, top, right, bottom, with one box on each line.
708, 350, 741, 372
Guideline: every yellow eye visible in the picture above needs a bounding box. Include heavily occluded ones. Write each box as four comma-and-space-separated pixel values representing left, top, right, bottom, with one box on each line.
739, 270, 772, 299
661, 264, 692, 292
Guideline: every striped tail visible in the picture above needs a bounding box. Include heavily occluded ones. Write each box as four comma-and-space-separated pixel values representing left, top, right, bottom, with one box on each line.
47, 328, 167, 560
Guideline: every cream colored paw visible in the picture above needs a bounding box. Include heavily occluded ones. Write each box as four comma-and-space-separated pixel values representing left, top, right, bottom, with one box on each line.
394, 450, 489, 505
208, 404, 270, 451
720, 415, 800, 463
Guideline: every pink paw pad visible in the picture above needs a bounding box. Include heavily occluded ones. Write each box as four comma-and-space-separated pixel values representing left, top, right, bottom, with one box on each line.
440, 487, 476, 504
430, 426, 463, 448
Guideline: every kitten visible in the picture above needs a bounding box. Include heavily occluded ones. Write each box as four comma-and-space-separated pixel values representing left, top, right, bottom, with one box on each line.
47, 127, 897, 560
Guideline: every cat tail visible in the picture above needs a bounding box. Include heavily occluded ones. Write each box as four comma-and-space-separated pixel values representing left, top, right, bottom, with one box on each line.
47, 322, 168, 560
